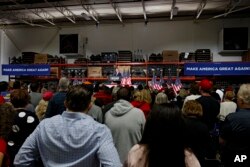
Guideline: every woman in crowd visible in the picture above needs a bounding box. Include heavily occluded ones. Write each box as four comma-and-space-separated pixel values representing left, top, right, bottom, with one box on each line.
124, 103, 200, 167
131, 90, 151, 118
182, 100, 212, 166
8, 89, 39, 166
0, 103, 16, 167
154, 92, 169, 104
218, 90, 237, 122
35, 91, 54, 121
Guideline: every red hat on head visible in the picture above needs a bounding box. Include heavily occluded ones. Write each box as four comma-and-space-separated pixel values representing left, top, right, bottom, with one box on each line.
43, 91, 53, 101
199, 79, 213, 91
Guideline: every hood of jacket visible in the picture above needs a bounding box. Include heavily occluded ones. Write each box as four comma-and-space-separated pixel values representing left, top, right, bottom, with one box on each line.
109, 99, 133, 116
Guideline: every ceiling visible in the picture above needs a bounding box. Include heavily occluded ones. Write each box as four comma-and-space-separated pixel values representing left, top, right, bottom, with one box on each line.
0, 0, 250, 27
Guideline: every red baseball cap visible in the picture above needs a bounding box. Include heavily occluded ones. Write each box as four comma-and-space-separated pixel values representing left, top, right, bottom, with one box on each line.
199, 79, 213, 91
43, 91, 53, 101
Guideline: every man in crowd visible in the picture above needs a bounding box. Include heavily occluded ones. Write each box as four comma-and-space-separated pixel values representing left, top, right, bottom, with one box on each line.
14, 85, 121, 167
105, 87, 146, 163
44, 77, 69, 118
220, 83, 250, 167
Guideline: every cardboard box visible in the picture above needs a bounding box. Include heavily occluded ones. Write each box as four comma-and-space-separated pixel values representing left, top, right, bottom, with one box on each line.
242, 49, 250, 62
88, 67, 102, 77
50, 67, 59, 78
162, 50, 179, 62
34, 54, 48, 64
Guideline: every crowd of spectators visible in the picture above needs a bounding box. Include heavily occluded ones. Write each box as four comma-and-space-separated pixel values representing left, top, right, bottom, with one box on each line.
0, 78, 249, 167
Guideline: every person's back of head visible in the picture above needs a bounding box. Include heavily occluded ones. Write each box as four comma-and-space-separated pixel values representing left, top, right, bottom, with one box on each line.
199, 79, 213, 94
132, 91, 143, 101
224, 90, 235, 101
30, 82, 39, 92
237, 83, 250, 108
0, 81, 9, 92
137, 84, 143, 91
189, 82, 200, 95
10, 89, 30, 108
141, 89, 152, 104
65, 85, 91, 112
82, 83, 94, 96
13, 81, 21, 89
140, 103, 185, 167
117, 87, 131, 101
182, 100, 203, 118
155, 92, 168, 104
0, 103, 16, 140
58, 77, 70, 91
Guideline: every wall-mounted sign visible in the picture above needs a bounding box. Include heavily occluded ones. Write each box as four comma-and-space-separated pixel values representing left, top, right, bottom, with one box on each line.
2, 64, 50, 76
184, 62, 250, 76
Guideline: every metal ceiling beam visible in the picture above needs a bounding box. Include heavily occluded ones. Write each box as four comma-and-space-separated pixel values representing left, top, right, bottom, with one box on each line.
9, 10, 48, 27
196, 0, 207, 19
142, 0, 147, 22
9, 0, 55, 25
210, 5, 250, 20
80, 0, 99, 23
44, 0, 76, 24
224, 0, 242, 16
110, 0, 123, 24
170, 0, 176, 20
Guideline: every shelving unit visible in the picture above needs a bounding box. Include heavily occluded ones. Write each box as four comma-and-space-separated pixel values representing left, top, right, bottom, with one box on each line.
8, 61, 250, 90
49, 61, 193, 83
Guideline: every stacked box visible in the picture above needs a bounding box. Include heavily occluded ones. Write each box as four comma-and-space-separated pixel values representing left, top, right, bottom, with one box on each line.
179, 52, 196, 62
118, 51, 132, 62
101, 52, 117, 63
242, 50, 250, 62
34, 54, 48, 64
162, 50, 179, 62
88, 67, 102, 77
148, 53, 163, 62
195, 49, 212, 62
22, 52, 37, 64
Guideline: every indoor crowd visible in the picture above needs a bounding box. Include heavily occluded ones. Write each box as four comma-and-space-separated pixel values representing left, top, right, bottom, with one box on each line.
0, 78, 250, 167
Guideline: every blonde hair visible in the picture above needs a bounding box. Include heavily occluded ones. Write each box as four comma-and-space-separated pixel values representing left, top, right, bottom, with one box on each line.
155, 92, 168, 104
237, 84, 250, 105
141, 89, 152, 104
133, 91, 143, 101
133, 89, 152, 104
182, 100, 203, 117
35, 99, 49, 121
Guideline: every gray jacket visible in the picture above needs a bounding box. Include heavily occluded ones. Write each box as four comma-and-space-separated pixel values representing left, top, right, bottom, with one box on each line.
105, 99, 146, 163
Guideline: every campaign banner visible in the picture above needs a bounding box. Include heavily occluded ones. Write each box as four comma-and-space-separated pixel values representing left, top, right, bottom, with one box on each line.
2, 64, 51, 76
184, 62, 250, 76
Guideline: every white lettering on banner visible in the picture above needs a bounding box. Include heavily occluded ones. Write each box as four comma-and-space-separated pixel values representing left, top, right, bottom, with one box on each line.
235, 67, 250, 71
3, 68, 12, 71
234, 155, 247, 162
199, 67, 218, 71
12, 68, 26, 72
38, 68, 49, 72
219, 67, 234, 71
186, 67, 198, 71
27, 68, 37, 72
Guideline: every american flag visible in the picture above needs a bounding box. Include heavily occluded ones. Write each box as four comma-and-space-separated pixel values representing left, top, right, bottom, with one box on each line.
121, 69, 132, 86
172, 76, 182, 95
151, 69, 163, 90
